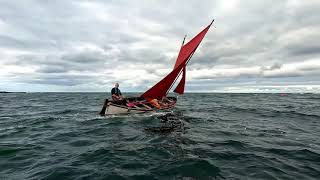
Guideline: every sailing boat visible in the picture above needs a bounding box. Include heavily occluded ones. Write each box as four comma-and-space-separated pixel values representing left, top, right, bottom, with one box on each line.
100, 20, 214, 115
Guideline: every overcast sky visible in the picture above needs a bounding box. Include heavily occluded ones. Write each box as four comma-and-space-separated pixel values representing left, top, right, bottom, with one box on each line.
1, 0, 320, 92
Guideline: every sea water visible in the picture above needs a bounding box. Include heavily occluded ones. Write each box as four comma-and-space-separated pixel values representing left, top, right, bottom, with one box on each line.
0, 93, 319, 179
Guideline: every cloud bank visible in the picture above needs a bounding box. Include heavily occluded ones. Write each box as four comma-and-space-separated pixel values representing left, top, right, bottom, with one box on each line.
0, 0, 320, 92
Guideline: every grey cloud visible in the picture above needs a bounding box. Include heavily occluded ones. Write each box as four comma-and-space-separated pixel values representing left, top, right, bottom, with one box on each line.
0, 0, 320, 92
37, 66, 68, 74
261, 63, 282, 71
269, 63, 282, 70
286, 43, 320, 57
17, 73, 98, 86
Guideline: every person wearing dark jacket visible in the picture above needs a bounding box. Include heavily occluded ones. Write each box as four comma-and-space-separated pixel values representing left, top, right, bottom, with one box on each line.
100, 83, 124, 114
111, 83, 123, 101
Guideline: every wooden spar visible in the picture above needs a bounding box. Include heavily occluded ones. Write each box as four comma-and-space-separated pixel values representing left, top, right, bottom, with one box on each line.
210, 19, 214, 25
99, 99, 109, 115
181, 35, 187, 47
163, 35, 187, 96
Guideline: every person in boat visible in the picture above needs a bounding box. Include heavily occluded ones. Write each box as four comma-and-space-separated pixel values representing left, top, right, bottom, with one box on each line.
111, 83, 123, 101
147, 98, 161, 109
146, 97, 174, 109
100, 83, 125, 115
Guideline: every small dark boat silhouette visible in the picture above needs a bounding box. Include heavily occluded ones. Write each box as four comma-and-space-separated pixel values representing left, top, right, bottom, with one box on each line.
100, 20, 214, 115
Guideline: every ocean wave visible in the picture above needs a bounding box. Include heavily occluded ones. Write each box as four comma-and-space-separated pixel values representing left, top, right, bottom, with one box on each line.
1, 93, 320, 179
153, 158, 222, 179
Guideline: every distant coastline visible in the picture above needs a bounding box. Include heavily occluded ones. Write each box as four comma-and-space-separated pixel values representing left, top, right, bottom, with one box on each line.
0, 91, 26, 93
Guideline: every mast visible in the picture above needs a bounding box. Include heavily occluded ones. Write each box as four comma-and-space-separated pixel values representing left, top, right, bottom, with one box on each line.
167, 50, 195, 95
141, 20, 214, 100
165, 35, 188, 95
181, 35, 187, 47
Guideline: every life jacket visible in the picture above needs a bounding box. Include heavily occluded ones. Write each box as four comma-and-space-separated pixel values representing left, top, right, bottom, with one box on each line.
148, 99, 161, 109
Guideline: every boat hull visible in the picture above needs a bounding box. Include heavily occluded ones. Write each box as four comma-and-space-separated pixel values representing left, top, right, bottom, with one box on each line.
100, 97, 177, 115
105, 103, 153, 115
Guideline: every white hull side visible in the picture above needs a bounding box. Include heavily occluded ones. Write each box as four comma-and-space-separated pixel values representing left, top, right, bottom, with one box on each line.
100, 96, 177, 115
105, 104, 152, 115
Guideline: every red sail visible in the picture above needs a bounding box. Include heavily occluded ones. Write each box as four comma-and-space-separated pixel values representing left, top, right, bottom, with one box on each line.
141, 20, 213, 100
173, 66, 186, 94
173, 35, 186, 70
141, 63, 185, 100
174, 22, 212, 69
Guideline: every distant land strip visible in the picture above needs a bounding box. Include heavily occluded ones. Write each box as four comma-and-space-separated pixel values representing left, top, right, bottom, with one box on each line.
0, 91, 26, 93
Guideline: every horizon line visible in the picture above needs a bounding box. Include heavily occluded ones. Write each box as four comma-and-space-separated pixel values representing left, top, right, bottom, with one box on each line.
1, 91, 319, 94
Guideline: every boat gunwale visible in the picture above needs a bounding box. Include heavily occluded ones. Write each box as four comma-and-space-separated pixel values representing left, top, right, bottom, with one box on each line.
103, 96, 177, 115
